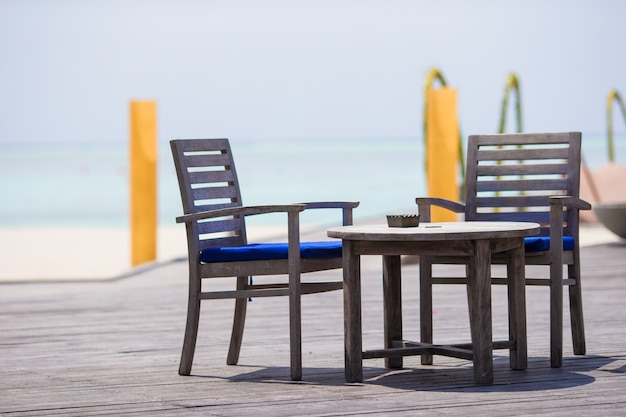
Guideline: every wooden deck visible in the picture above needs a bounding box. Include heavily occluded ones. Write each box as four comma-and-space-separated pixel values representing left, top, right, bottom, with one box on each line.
2, 235, 626, 416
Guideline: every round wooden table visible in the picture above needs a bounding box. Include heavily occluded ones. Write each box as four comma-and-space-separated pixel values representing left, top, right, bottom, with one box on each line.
327, 221, 540, 385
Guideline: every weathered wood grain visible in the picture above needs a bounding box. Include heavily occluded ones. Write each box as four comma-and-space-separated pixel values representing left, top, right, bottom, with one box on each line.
1, 241, 625, 416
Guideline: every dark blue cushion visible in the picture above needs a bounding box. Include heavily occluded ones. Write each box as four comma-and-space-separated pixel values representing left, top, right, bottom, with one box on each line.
200, 241, 343, 263
524, 236, 575, 252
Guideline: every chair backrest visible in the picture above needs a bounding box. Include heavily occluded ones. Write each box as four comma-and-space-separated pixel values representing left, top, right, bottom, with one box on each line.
170, 138, 247, 250
465, 132, 582, 238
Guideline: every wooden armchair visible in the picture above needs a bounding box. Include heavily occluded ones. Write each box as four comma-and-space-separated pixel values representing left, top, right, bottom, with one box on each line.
170, 138, 359, 381
416, 132, 591, 368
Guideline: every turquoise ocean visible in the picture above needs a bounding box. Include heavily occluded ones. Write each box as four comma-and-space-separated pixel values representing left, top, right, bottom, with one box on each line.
1, 134, 624, 228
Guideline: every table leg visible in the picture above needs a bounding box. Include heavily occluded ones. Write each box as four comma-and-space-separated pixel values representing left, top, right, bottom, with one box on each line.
383, 255, 403, 369
507, 239, 528, 370
343, 240, 363, 383
419, 255, 433, 365
467, 239, 494, 385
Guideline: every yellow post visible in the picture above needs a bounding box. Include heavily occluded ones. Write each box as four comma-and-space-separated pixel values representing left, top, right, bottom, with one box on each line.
130, 100, 157, 266
425, 87, 460, 222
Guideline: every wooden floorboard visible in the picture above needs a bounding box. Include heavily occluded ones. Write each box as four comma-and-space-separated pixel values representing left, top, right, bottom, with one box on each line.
2, 242, 626, 416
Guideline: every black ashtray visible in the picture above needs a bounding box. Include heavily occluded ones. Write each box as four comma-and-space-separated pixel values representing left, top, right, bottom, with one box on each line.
387, 214, 420, 228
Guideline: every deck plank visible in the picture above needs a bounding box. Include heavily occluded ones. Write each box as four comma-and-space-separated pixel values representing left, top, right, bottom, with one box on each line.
1, 242, 626, 416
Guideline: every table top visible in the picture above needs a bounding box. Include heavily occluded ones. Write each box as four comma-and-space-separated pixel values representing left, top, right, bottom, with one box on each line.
327, 221, 540, 241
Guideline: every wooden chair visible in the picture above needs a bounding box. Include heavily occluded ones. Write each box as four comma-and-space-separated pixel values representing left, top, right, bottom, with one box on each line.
416, 132, 591, 368
170, 138, 359, 381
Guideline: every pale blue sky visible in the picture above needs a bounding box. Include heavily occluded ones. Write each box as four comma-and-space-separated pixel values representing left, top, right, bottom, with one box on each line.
1, 0, 625, 145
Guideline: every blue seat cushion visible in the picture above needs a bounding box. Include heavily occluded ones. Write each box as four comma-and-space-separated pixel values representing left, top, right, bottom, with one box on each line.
200, 241, 342, 263
524, 236, 575, 252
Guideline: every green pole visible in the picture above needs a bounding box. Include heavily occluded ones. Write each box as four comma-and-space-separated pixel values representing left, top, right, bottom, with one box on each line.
498, 73, 523, 134
607, 89, 626, 163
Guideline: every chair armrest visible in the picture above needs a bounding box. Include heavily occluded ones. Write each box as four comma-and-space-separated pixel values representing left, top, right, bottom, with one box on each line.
178, 205, 306, 261
548, 196, 592, 210
299, 201, 360, 226
300, 201, 360, 210
176, 204, 306, 224
415, 197, 465, 222
548, 196, 591, 254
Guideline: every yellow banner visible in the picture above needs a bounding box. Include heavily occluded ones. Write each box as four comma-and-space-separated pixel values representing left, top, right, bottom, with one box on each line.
425, 88, 459, 222
130, 101, 157, 266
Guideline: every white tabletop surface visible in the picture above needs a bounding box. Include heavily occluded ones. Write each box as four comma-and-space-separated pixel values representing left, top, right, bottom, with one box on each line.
327, 221, 540, 241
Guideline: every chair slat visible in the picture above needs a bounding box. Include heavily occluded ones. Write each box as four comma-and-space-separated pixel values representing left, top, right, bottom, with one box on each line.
197, 235, 244, 249
188, 170, 237, 185
476, 163, 569, 177
182, 153, 232, 168
475, 195, 555, 208
477, 147, 569, 161
476, 178, 568, 192
193, 201, 240, 212
475, 132, 577, 146
191, 186, 238, 200
466, 211, 552, 223
197, 217, 244, 234
174, 137, 230, 152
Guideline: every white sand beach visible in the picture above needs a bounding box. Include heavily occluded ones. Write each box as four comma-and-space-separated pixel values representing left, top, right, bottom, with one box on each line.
0, 226, 184, 282
0, 223, 325, 282
0, 222, 621, 283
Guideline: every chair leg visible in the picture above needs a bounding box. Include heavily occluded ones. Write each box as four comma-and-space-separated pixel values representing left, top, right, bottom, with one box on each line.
419, 256, 433, 365
288, 264, 303, 381
289, 286, 302, 381
179, 269, 201, 376
227, 276, 249, 365
287, 212, 303, 381
506, 243, 527, 370
568, 261, 586, 356
550, 262, 564, 368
